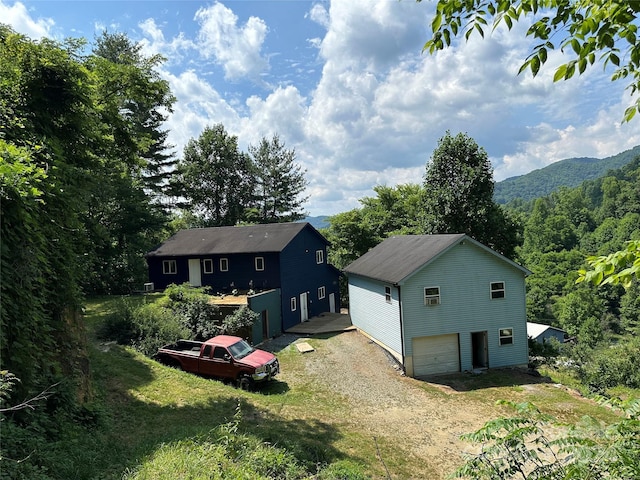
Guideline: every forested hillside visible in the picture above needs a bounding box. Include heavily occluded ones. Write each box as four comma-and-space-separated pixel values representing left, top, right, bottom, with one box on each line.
494, 145, 640, 204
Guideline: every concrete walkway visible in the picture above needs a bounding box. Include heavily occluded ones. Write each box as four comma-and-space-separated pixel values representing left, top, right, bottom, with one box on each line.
285, 311, 355, 335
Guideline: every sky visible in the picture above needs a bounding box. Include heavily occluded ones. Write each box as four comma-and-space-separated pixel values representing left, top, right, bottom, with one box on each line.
3, 0, 640, 216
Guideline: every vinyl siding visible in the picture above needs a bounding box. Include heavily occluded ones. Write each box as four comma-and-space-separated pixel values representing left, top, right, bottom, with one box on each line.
401, 241, 528, 372
348, 275, 403, 358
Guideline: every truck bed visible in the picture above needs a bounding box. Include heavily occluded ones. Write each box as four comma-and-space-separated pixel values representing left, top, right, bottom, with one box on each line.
159, 340, 203, 356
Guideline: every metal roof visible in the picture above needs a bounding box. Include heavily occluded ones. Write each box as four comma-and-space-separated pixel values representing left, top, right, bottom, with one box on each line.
146, 222, 319, 257
343, 234, 530, 284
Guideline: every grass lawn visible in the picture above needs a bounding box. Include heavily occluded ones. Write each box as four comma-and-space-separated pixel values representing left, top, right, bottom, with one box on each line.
77, 295, 629, 479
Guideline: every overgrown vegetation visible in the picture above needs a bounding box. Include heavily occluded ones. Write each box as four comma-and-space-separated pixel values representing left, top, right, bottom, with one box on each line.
97, 283, 258, 356
452, 399, 640, 480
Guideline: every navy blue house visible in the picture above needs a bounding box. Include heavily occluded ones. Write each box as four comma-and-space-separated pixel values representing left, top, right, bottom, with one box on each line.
146, 222, 341, 331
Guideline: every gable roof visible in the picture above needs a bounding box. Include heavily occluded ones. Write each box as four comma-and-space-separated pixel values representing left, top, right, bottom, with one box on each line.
527, 322, 566, 339
146, 222, 324, 257
343, 234, 530, 284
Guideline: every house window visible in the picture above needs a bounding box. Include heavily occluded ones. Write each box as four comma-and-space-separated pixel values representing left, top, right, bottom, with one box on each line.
255, 256, 265, 271
385, 286, 392, 303
203, 259, 214, 274
424, 287, 440, 305
162, 260, 177, 274
290, 297, 297, 311
220, 258, 229, 272
318, 286, 326, 299
499, 328, 513, 345
316, 250, 324, 264
491, 281, 505, 299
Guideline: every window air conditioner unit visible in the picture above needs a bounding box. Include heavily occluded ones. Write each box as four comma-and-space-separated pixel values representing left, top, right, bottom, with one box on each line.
144, 282, 154, 292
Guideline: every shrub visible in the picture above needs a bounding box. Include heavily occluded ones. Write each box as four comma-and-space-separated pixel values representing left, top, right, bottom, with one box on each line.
578, 336, 640, 393
162, 283, 221, 340
130, 302, 191, 357
221, 306, 259, 336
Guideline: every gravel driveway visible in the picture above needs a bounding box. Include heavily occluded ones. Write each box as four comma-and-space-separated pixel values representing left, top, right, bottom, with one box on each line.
263, 330, 502, 478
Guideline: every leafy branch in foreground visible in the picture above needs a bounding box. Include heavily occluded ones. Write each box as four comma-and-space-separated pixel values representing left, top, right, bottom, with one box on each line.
451, 399, 640, 480
577, 239, 640, 289
421, 1, 640, 122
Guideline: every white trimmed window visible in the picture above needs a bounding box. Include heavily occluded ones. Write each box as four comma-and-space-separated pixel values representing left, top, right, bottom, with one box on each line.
203, 259, 214, 274
290, 297, 297, 311
499, 328, 513, 345
318, 286, 326, 299
491, 281, 506, 299
162, 260, 177, 274
255, 256, 265, 271
220, 258, 229, 272
316, 249, 324, 264
424, 287, 441, 305
385, 286, 392, 303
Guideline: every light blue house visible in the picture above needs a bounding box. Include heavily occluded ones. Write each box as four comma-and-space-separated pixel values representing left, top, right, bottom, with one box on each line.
344, 234, 531, 378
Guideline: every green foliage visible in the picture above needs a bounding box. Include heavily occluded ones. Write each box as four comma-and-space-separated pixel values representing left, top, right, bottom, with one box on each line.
162, 283, 221, 340
577, 239, 640, 289
423, 131, 521, 257
172, 124, 255, 227
494, 146, 640, 204
452, 399, 640, 480
248, 134, 309, 223
422, 1, 640, 122
222, 306, 260, 336
577, 336, 640, 393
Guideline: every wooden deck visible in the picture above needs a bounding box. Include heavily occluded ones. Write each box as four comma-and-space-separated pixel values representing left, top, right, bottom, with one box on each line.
285, 311, 355, 335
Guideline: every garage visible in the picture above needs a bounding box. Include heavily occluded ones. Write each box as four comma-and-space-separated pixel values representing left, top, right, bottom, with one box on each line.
412, 334, 460, 376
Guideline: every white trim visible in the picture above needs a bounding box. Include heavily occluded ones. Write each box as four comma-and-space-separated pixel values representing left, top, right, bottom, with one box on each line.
203, 258, 214, 274
162, 260, 177, 274
219, 258, 229, 271
318, 286, 326, 299
316, 249, 324, 264
490, 281, 505, 299
255, 256, 265, 271
424, 286, 441, 305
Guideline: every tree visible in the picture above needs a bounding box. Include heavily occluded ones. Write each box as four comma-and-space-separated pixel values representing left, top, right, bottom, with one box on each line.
452, 399, 640, 480
248, 134, 308, 223
173, 124, 255, 226
421, 1, 640, 122
423, 132, 521, 257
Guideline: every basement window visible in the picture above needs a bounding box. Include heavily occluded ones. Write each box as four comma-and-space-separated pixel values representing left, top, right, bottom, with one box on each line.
499, 328, 513, 346
162, 260, 177, 275
424, 287, 441, 306
491, 281, 505, 299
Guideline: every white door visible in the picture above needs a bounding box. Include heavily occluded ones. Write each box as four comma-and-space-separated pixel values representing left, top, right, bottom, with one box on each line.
329, 293, 336, 313
412, 334, 460, 376
300, 292, 309, 322
188, 259, 202, 287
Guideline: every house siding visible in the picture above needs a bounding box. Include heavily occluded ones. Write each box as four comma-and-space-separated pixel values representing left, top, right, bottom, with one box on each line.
401, 241, 528, 373
279, 228, 340, 330
348, 275, 403, 359
248, 289, 282, 345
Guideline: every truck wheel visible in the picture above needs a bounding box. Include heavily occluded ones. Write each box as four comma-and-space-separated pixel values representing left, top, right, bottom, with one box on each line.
237, 376, 253, 391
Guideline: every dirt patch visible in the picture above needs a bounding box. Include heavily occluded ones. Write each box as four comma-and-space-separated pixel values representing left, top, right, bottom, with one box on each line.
296, 331, 501, 477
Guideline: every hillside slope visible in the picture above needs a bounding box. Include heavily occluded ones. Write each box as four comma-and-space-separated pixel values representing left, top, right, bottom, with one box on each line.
495, 145, 640, 204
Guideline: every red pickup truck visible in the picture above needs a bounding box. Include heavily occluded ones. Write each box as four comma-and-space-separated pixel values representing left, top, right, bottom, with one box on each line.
154, 335, 279, 389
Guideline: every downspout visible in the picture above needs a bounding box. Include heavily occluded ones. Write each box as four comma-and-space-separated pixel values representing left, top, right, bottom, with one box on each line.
395, 283, 406, 375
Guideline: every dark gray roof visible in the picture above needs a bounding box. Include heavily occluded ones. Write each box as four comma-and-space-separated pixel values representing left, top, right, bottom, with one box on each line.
147, 222, 320, 257
344, 234, 529, 284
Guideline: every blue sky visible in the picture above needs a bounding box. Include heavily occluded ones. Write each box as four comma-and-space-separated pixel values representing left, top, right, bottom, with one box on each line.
3, 0, 639, 216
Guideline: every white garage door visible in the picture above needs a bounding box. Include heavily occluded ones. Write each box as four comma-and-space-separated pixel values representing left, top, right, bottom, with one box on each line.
412, 334, 460, 376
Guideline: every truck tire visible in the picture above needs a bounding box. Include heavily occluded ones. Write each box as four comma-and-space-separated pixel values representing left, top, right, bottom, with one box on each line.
237, 376, 253, 391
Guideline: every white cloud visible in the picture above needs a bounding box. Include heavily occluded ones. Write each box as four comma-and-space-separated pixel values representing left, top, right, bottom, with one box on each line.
194, 1, 268, 81
0, 0, 54, 39
138, 18, 194, 65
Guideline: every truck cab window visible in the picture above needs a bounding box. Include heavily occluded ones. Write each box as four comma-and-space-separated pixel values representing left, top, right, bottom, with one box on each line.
202, 345, 212, 358
213, 346, 228, 360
